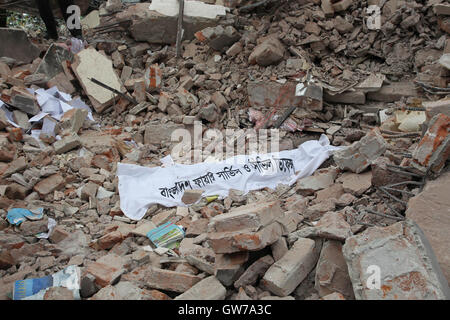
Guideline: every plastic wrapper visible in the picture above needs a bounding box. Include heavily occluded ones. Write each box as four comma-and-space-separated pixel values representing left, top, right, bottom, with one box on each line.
13, 265, 81, 300
147, 222, 185, 249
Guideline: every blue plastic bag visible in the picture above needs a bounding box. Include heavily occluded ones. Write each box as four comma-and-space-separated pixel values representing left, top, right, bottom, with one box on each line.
6, 208, 44, 225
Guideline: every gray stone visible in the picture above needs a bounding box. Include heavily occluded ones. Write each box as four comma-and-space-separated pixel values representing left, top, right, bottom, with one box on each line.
196, 25, 241, 52
208, 200, 282, 233
186, 254, 215, 275
0, 28, 40, 63
324, 90, 366, 104
20, 219, 48, 236
248, 37, 285, 67
35, 43, 73, 79
288, 211, 352, 243
53, 133, 81, 154
214, 252, 248, 286
367, 82, 419, 102
144, 123, 184, 145
198, 104, 218, 122
10, 91, 40, 116
10, 111, 29, 131
296, 168, 337, 195
315, 240, 354, 299
333, 128, 387, 173
80, 273, 99, 298
129, 102, 149, 115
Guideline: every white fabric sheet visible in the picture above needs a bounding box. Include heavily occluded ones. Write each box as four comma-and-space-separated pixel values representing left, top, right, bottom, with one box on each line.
117, 135, 340, 220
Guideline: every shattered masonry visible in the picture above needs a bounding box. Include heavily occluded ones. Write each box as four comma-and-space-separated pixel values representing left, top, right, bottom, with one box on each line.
0, 0, 450, 301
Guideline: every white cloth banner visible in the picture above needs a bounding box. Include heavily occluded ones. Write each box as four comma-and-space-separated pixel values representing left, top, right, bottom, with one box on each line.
117, 135, 340, 220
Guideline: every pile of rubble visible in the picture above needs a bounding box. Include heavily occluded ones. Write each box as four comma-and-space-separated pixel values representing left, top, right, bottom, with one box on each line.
0, 0, 449, 300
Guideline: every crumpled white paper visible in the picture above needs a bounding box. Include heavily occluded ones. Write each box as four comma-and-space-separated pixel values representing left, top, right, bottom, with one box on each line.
117, 135, 340, 220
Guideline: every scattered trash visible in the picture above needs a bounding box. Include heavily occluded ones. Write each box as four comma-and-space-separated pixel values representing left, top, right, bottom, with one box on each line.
394, 110, 426, 132
6, 208, 44, 225
36, 218, 57, 239
206, 195, 219, 203
147, 221, 185, 249
13, 265, 81, 300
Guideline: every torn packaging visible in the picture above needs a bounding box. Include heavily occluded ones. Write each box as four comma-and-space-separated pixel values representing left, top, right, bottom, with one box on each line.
117, 135, 340, 220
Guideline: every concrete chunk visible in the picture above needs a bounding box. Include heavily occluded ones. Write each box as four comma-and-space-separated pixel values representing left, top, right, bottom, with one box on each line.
71, 48, 124, 113
33, 174, 64, 196
296, 168, 337, 195
35, 43, 73, 79
53, 133, 81, 154
10, 88, 40, 115
261, 238, 321, 296
422, 98, 450, 119
248, 37, 285, 67
434, 4, 450, 16
324, 90, 366, 104
208, 200, 282, 233
288, 211, 352, 243
333, 128, 387, 173
117, 1, 227, 44
406, 171, 450, 284
343, 220, 450, 300
339, 171, 372, 196
207, 222, 283, 254
195, 25, 240, 52
47, 72, 76, 95
214, 251, 248, 286
367, 82, 418, 102
315, 240, 354, 299
175, 276, 226, 300
144, 123, 184, 145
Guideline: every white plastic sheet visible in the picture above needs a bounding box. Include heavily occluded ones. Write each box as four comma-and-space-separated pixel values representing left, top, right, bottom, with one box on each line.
117, 135, 340, 220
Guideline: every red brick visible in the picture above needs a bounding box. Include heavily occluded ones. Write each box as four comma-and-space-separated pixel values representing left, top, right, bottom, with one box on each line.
145, 267, 203, 293
33, 174, 64, 195
86, 261, 124, 288
144, 65, 162, 92
412, 113, 450, 174
96, 231, 124, 250
0, 250, 15, 270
